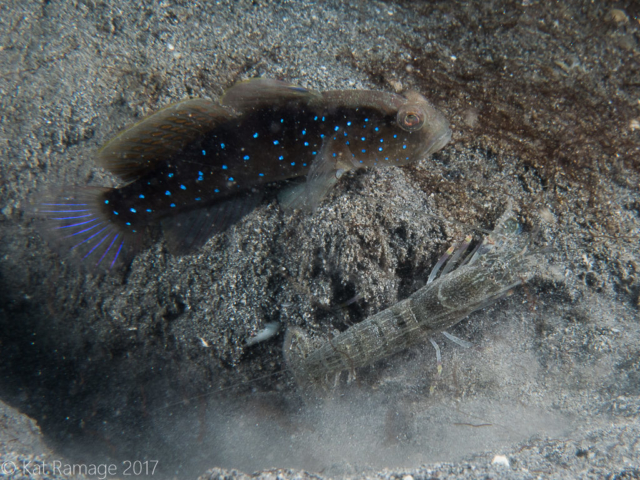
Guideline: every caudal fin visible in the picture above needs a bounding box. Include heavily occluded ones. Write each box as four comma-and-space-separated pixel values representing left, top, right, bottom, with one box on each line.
33, 187, 137, 270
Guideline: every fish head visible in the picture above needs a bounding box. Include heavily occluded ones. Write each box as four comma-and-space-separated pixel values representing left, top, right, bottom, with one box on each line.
323, 89, 451, 169
396, 91, 451, 159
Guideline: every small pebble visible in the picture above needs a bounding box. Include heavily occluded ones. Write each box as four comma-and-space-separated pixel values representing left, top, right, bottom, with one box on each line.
492, 454, 510, 467
607, 9, 629, 24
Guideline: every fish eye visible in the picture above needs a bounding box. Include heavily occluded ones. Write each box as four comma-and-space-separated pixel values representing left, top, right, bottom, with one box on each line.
398, 106, 426, 132
404, 112, 420, 126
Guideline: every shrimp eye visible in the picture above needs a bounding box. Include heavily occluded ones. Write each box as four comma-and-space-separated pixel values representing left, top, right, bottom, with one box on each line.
398, 107, 426, 132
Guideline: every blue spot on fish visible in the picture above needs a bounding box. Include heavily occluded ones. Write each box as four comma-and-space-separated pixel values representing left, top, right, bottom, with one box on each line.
139, 194, 145, 199
365, 118, 369, 122
221, 143, 225, 149
347, 121, 352, 126
113, 211, 119, 215
170, 203, 176, 208
375, 127, 379, 132
165, 191, 171, 196
104, 200, 109, 204
195, 197, 201, 201
378, 147, 383, 151
222, 165, 228, 169
147, 209, 152, 212
130, 208, 136, 213
361, 137, 365, 141
291, 162, 295, 166
362, 149, 366, 153
214, 189, 220, 193
403, 145, 407, 149
126, 222, 131, 226
229, 177, 234, 181
168, 173, 174, 178
202, 150, 206, 155
304, 142, 309, 146
314, 116, 318, 121
244, 155, 250, 161
253, 132, 258, 138
302, 130, 306, 135
180, 185, 186, 190
259, 173, 264, 177
273, 140, 279, 145
279, 155, 284, 160
334, 126, 339, 131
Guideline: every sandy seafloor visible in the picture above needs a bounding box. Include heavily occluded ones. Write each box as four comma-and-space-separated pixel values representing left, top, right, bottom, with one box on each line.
1, 0, 640, 478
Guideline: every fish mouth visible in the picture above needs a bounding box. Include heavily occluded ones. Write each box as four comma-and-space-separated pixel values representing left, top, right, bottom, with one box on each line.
422, 126, 452, 157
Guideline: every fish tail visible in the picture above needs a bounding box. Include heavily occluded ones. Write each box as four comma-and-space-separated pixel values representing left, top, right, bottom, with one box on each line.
33, 187, 137, 269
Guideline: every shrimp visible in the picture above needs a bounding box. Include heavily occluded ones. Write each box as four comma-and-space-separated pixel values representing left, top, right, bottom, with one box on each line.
283, 208, 546, 390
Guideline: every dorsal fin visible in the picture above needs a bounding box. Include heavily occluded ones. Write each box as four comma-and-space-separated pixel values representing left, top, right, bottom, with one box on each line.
220, 78, 323, 113
98, 99, 235, 182
321, 90, 404, 115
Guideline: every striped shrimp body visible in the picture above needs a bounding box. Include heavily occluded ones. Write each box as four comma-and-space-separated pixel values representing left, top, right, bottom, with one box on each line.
283, 208, 544, 389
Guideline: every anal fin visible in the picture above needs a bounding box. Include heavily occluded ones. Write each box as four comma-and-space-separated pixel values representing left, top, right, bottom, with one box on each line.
161, 192, 263, 255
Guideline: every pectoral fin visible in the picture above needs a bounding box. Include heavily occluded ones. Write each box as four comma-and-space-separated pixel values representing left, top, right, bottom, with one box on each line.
278, 140, 356, 212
